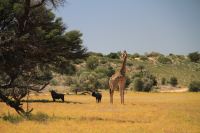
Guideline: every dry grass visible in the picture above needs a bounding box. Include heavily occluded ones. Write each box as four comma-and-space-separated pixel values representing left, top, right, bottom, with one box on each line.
0, 91, 200, 133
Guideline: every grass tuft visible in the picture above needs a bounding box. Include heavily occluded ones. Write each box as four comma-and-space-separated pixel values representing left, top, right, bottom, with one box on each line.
27, 112, 49, 122
2, 112, 23, 123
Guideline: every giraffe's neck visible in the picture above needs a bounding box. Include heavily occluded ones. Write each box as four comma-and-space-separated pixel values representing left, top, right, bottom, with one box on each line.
120, 56, 127, 75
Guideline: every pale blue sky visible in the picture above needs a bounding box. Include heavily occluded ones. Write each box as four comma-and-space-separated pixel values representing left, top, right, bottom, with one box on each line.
54, 0, 200, 55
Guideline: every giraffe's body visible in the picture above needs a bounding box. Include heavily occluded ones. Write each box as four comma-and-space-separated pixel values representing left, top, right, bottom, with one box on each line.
109, 51, 127, 104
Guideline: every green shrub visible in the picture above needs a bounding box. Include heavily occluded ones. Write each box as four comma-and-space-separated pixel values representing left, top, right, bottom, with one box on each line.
133, 78, 143, 91
125, 76, 131, 88
28, 112, 49, 122
142, 78, 153, 92
107, 66, 115, 77
95, 66, 110, 76
147, 74, 157, 86
100, 58, 107, 64
157, 56, 172, 64
97, 78, 109, 89
161, 77, 166, 85
169, 77, 178, 86
136, 65, 145, 72
131, 71, 157, 92
63, 76, 74, 86
86, 56, 99, 70
106, 52, 119, 59
2, 112, 23, 123
140, 56, 148, 61
50, 79, 58, 86
146, 52, 162, 57
188, 52, 200, 63
2, 112, 52, 123
88, 52, 103, 57
131, 72, 143, 79
73, 59, 84, 64
76, 71, 100, 90
189, 81, 200, 92
127, 61, 133, 66
131, 53, 140, 58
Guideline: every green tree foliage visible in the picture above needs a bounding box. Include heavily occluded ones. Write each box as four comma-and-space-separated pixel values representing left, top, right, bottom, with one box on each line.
189, 81, 200, 92
133, 78, 143, 91
0, 0, 87, 116
131, 53, 140, 58
140, 55, 148, 61
77, 71, 100, 91
142, 78, 154, 92
97, 78, 109, 89
136, 65, 145, 72
95, 66, 115, 77
147, 74, 157, 86
54, 61, 76, 75
146, 52, 162, 57
132, 72, 143, 79
88, 52, 103, 57
50, 79, 59, 86
107, 52, 119, 59
157, 56, 172, 64
169, 77, 178, 87
125, 76, 131, 88
188, 52, 200, 63
131, 71, 157, 92
161, 77, 166, 85
86, 56, 99, 70
107, 66, 115, 77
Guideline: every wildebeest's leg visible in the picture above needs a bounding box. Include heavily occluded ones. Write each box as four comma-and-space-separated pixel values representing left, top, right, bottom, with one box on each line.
59, 94, 64, 102
61, 95, 64, 102
96, 97, 98, 103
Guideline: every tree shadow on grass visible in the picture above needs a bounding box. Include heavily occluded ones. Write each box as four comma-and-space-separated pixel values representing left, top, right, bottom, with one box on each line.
1, 112, 57, 123
21, 99, 83, 104
1, 113, 151, 124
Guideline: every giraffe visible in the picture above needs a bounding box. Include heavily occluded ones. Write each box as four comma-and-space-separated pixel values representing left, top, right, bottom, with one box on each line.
109, 50, 127, 104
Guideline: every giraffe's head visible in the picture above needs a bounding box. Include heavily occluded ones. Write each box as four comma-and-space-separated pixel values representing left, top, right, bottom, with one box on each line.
120, 50, 127, 59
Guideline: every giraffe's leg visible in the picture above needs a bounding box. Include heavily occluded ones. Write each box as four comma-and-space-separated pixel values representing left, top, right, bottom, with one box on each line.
110, 88, 114, 104
119, 79, 126, 104
120, 87, 123, 104
118, 81, 122, 104
109, 79, 114, 104
122, 79, 126, 104
121, 89, 125, 104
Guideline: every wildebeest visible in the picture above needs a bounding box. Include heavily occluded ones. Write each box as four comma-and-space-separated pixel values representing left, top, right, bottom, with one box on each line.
50, 90, 64, 102
92, 92, 102, 103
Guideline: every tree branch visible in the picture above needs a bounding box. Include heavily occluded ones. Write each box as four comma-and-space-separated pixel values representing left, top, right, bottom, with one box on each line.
13, 82, 49, 92
29, 82, 49, 92
0, 90, 26, 116
0, 78, 14, 89
30, 0, 46, 9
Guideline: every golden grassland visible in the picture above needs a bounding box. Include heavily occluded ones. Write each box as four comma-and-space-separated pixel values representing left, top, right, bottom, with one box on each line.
0, 91, 200, 133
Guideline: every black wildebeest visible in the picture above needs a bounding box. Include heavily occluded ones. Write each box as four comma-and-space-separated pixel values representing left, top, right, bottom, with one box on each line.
92, 92, 102, 103
50, 90, 64, 102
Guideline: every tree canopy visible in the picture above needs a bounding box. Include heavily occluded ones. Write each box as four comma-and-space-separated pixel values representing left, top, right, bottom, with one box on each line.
0, 0, 87, 116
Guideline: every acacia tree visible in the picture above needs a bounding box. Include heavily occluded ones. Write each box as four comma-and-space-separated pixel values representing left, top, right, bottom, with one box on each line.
0, 0, 87, 116
188, 52, 200, 63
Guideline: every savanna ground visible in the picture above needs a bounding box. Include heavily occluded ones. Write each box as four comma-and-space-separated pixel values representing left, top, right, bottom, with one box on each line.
0, 91, 200, 133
